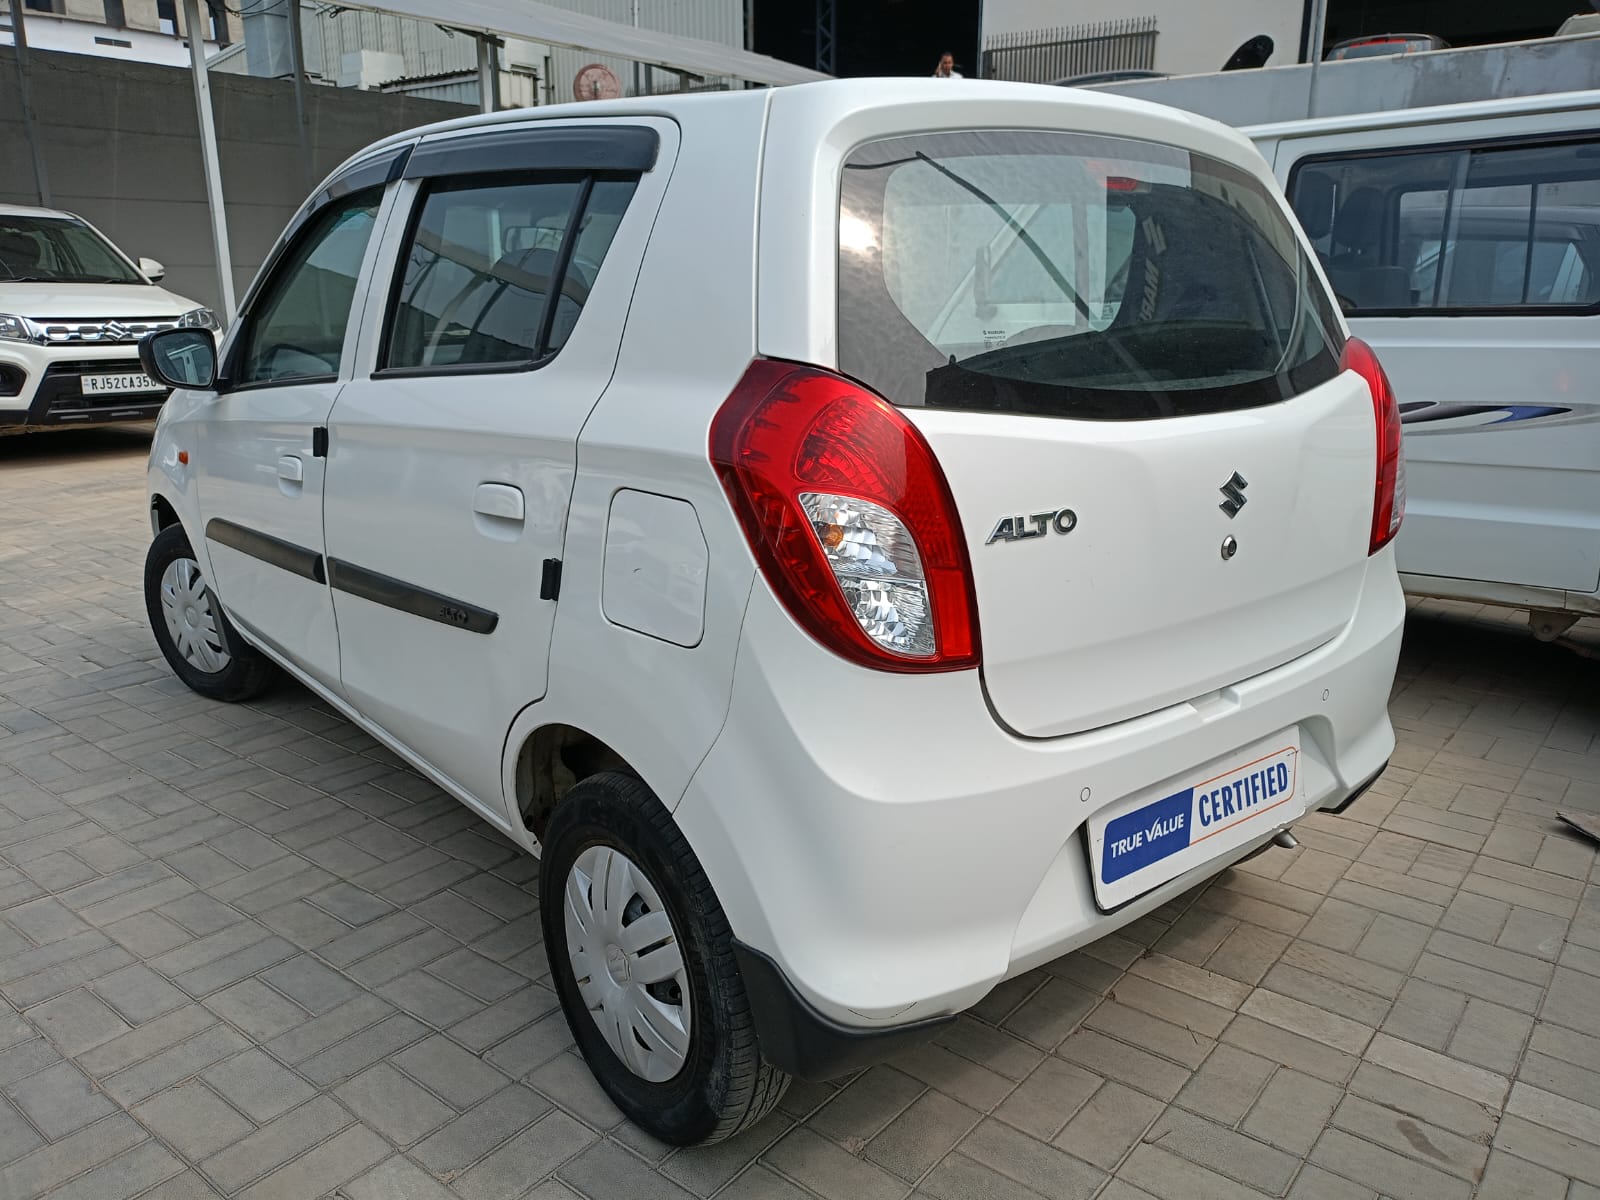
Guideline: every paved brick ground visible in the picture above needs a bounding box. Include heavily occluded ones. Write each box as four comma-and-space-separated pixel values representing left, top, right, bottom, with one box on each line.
2, 427, 1598, 1200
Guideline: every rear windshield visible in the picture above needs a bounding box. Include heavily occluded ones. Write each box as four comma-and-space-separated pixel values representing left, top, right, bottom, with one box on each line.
838, 129, 1343, 420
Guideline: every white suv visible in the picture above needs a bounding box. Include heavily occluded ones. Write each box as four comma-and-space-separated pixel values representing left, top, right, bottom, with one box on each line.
0, 205, 218, 431
140, 80, 1405, 1145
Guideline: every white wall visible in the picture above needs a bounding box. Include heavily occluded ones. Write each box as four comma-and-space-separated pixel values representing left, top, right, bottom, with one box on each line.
981, 0, 1305, 77
0, 13, 221, 67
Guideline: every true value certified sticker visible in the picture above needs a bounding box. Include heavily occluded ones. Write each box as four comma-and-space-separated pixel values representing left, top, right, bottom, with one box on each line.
1087, 736, 1302, 909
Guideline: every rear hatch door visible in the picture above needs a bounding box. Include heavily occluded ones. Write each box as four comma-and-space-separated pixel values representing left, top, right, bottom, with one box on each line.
837, 127, 1375, 737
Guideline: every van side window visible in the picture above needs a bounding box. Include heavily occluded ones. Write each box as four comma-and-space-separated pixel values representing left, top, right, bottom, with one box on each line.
383, 173, 638, 373
1288, 138, 1600, 315
237, 188, 382, 386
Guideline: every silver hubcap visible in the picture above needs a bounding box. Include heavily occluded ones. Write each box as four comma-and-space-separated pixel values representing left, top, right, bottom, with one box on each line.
159, 557, 231, 673
564, 845, 692, 1083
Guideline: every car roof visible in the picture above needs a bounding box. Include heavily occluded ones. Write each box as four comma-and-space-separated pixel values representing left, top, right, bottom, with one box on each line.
1243, 88, 1600, 141
0, 204, 79, 220
326, 77, 1263, 196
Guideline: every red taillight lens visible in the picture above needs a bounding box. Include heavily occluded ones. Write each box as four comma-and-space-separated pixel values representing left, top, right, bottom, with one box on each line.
1341, 337, 1405, 555
710, 360, 980, 672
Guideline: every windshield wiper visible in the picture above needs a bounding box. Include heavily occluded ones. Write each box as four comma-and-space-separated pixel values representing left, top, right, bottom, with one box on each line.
912, 151, 1094, 324
2, 275, 52, 283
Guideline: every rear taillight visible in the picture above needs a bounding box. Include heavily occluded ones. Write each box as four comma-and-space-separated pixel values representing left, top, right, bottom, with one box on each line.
710, 360, 980, 672
1342, 337, 1405, 555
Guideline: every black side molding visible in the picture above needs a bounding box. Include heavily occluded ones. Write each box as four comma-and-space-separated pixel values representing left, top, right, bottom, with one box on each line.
326, 558, 498, 635
206, 519, 325, 583
1321, 759, 1391, 816
731, 941, 953, 1082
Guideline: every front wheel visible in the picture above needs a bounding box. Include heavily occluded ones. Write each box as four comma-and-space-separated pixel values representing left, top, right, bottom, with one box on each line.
144, 523, 277, 702
540, 771, 789, 1144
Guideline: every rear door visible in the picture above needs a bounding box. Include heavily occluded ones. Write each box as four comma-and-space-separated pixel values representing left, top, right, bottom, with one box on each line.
321, 119, 674, 816
1276, 121, 1600, 598
835, 128, 1375, 739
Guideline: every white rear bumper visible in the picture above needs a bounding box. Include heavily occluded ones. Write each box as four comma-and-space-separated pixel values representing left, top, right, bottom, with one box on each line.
675, 549, 1404, 1029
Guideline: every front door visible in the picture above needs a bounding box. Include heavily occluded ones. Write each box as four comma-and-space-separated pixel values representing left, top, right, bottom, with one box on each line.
321, 120, 672, 818
196, 183, 391, 692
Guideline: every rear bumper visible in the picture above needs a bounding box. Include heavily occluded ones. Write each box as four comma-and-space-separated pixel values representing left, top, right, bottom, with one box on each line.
679, 549, 1405, 1047
0, 344, 169, 429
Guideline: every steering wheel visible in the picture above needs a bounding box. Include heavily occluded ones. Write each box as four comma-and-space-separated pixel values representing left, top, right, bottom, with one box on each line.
258, 343, 333, 377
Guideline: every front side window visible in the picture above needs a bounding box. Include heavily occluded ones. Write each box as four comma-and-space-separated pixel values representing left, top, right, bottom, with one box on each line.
383, 173, 639, 372
236, 188, 381, 387
1288, 137, 1600, 314
839, 129, 1341, 419
0, 216, 142, 284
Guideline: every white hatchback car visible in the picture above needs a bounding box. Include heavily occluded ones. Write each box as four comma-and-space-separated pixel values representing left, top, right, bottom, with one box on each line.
0, 204, 218, 431
140, 80, 1405, 1144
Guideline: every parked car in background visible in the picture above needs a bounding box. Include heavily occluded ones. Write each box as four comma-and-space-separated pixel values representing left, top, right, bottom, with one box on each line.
1324, 33, 1450, 60
1050, 68, 1168, 87
1248, 90, 1600, 639
140, 79, 1405, 1144
0, 205, 218, 432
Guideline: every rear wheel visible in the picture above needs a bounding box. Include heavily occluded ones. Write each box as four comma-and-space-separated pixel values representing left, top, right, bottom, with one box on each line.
144, 523, 277, 702
540, 771, 788, 1144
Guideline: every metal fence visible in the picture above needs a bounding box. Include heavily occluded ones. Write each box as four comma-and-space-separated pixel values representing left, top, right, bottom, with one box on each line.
981, 17, 1158, 84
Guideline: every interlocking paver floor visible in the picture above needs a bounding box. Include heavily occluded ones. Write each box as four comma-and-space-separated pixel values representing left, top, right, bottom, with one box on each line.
2, 427, 1598, 1200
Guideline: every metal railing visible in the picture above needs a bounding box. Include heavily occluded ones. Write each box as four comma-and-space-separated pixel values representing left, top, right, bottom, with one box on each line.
981, 17, 1158, 84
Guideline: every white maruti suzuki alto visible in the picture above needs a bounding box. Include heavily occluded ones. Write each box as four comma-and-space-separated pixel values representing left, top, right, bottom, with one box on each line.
138, 79, 1405, 1144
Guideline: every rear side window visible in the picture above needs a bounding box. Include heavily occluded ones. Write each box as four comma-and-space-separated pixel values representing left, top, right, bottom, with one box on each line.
838, 130, 1342, 420
1287, 136, 1600, 314
383, 173, 640, 373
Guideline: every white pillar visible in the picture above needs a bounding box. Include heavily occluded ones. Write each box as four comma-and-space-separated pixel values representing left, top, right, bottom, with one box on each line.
285, 0, 313, 190
181, 0, 237, 320
7, 0, 51, 207
476, 35, 498, 112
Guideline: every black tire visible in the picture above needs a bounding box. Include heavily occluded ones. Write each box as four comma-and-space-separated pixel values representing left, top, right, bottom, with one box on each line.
144, 523, 277, 703
540, 771, 789, 1145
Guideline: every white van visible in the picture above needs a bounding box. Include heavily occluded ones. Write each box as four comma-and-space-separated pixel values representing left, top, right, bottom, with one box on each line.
1246, 91, 1600, 638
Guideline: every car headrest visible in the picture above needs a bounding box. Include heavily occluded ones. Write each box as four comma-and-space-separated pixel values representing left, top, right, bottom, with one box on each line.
1332, 188, 1385, 254
0, 230, 44, 271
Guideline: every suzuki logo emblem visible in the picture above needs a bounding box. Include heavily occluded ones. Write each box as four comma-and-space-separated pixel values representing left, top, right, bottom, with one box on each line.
1219, 471, 1248, 518
101, 321, 131, 342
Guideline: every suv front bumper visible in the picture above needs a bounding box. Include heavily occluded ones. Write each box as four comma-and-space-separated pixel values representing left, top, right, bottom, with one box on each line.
0, 343, 170, 429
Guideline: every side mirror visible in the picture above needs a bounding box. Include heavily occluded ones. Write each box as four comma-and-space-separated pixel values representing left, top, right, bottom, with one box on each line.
140, 328, 217, 390
138, 257, 166, 282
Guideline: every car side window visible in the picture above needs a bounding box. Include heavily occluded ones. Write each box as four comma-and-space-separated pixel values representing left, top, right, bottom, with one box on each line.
382, 173, 641, 373
1287, 137, 1600, 314
236, 188, 383, 386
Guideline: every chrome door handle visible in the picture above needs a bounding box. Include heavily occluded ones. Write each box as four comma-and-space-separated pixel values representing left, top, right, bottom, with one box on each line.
277, 455, 304, 483
474, 482, 525, 522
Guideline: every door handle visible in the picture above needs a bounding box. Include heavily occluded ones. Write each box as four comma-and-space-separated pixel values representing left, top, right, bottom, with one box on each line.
277, 455, 304, 483
474, 482, 525, 522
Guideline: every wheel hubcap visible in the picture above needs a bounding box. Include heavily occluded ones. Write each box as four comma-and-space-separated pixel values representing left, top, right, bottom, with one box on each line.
564, 845, 691, 1083
159, 557, 231, 673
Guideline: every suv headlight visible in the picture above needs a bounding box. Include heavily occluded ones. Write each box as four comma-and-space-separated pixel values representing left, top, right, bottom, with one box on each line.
177, 307, 221, 332
0, 314, 40, 343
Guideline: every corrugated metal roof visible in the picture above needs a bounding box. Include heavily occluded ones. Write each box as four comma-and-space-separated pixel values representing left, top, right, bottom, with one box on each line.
333, 0, 823, 85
